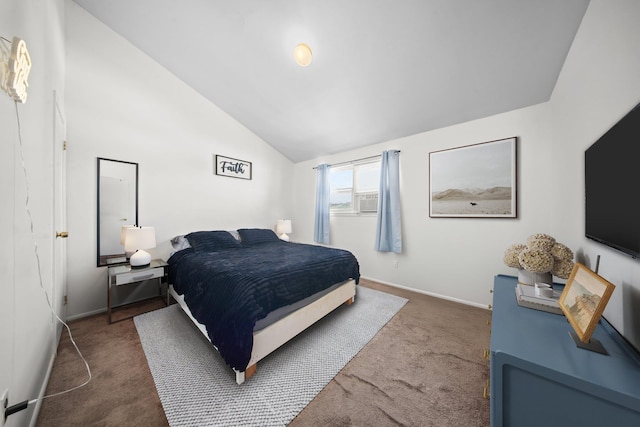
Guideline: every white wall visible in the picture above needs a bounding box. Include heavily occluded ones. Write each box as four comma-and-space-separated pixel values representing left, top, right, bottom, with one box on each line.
293, 102, 555, 308
549, 0, 640, 350
293, 0, 640, 316
2, 1, 637, 425
64, 2, 294, 319
0, 1, 66, 426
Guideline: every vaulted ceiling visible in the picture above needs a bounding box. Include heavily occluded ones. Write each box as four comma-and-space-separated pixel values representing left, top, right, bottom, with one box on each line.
73, 0, 590, 162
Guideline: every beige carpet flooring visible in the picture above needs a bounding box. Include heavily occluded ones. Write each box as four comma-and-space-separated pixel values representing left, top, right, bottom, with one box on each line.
36, 280, 490, 426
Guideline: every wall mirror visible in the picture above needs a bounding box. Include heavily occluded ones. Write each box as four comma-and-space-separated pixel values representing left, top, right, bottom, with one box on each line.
97, 157, 138, 267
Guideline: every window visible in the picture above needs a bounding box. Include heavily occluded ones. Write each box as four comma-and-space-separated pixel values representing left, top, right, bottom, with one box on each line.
329, 159, 381, 214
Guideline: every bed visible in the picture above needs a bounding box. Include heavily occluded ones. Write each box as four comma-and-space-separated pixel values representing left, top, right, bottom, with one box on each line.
167, 228, 360, 384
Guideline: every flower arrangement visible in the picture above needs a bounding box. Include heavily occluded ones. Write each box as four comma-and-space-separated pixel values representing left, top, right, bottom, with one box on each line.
504, 233, 575, 280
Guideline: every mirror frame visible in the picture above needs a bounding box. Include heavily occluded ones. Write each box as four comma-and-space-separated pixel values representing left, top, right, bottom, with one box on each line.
97, 157, 139, 267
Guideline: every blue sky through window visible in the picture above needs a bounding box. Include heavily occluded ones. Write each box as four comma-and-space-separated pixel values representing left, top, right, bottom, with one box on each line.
329, 161, 381, 211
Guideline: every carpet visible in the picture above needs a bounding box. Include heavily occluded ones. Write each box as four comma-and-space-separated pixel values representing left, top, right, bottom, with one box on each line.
134, 286, 408, 426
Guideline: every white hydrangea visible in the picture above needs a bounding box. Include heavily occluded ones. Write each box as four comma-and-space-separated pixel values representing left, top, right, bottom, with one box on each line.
518, 249, 554, 273
504, 233, 575, 279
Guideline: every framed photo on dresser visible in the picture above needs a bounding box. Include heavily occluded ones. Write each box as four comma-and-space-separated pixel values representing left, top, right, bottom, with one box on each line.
558, 262, 615, 344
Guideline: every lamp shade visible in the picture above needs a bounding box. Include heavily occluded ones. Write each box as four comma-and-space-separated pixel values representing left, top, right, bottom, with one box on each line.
124, 226, 156, 267
276, 219, 292, 234
276, 220, 292, 241
121, 225, 135, 259
120, 225, 134, 245
124, 226, 156, 251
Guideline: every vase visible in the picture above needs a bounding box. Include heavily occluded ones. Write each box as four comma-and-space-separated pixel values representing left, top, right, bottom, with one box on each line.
518, 269, 552, 286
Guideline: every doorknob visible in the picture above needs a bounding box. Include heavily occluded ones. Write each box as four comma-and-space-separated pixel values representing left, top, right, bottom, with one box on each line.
56, 231, 69, 238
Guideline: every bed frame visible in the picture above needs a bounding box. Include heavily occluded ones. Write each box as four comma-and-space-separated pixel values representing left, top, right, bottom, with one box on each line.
168, 279, 356, 384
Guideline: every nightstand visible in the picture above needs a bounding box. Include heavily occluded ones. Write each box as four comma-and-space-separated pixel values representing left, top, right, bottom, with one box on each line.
107, 259, 168, 323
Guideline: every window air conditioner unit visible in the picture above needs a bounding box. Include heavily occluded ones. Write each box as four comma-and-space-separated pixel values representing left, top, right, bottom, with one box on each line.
357, 193, 379, 213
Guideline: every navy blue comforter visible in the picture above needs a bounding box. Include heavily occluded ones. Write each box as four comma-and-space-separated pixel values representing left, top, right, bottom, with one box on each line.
168, 241, 360, 371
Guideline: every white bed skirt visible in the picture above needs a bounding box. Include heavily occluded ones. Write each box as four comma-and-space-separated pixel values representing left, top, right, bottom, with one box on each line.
168, 279, 357, 384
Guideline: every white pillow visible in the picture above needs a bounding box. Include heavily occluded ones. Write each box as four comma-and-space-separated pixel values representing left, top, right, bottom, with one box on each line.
170, 235, 191, 251
171, 230, 240, 251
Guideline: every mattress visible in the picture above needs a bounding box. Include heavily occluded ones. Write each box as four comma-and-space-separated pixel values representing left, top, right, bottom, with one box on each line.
168, 229, 360, 370
253, 281, 344, 331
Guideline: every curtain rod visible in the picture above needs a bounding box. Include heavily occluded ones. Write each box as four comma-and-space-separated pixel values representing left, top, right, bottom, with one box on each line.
312, 150, 400, 169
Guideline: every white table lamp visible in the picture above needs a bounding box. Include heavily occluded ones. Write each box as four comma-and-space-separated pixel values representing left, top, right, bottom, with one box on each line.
276, 219, 292, 241
124, 226, 156, 268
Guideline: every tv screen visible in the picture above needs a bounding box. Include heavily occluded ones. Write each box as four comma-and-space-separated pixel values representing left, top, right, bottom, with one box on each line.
585, 102, 640, 259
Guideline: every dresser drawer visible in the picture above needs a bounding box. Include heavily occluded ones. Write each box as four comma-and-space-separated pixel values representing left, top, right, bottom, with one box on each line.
115, 267, 164, 286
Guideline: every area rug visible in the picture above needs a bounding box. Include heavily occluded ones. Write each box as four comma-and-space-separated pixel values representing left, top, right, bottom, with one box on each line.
134, 286, 408, 426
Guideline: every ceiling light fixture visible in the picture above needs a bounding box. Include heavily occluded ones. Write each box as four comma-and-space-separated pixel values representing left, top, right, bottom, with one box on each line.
293, 43, 312, 67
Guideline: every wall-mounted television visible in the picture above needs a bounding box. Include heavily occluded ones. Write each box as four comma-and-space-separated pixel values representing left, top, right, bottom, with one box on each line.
585, 102, 640, 259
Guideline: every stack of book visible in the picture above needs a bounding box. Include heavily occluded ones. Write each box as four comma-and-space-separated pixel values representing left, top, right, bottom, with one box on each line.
514, 283, 562, 314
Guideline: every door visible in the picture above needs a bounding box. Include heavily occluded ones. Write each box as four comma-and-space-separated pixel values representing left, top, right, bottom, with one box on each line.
53, 90, 67, 341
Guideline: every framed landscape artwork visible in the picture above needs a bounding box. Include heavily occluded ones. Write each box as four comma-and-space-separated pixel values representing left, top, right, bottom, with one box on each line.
559, 262, 616, 344
429, 137, 517, 218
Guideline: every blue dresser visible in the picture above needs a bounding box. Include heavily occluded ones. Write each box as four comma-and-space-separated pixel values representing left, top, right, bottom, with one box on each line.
490, 274, 640, 426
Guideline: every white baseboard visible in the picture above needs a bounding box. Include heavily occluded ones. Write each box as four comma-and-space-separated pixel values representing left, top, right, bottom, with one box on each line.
28, 351, 56, 427
360, 276, 488, 310
68, 292, 167, 321
66, 307, 106, 321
